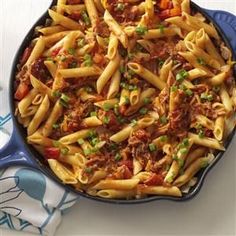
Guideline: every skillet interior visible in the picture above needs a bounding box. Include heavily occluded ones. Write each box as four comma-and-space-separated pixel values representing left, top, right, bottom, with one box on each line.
9, 1, 236, 204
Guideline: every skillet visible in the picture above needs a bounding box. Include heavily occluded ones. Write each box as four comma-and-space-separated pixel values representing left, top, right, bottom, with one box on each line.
0, 0, 236, 204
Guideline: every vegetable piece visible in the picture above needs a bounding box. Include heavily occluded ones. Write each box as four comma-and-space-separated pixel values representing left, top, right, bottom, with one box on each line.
44, 147, 60, 160
14, 83, 29, 100
149, 143, 157, 152
135, 26, 148, 36
144, 173, 164, 186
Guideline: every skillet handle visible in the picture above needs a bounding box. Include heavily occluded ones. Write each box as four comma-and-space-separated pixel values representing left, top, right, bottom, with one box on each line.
0, 126, 38, 169
203, 9, 236, 51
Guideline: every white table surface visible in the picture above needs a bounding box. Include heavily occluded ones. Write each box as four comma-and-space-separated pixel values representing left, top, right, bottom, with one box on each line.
0, 1, 236, 236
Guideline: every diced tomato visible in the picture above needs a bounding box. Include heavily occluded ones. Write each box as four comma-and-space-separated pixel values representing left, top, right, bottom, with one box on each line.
122, 165, 133, 179
51, 47, 61, 57
20, 47, 32, 65
44, 147, 60, 160
119, 105, 126, 115
69, 13, 81, 21
93, 53, 105, 64
144, 173, 164, 186
170, 7, 181, 17
14, 83, 29, 100
119, 159, 133, 170
159, 0, 170, 10
67, 0, 81, 4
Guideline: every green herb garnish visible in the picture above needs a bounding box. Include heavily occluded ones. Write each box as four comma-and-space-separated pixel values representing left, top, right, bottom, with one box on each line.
135, 26, 148, 35
149, 143, 157, 152
176, 70, 189, 82
68, 48, 75, 55
78, 139, 85, 145
197, 57, 207, 66
81, 11, 91, 26
114, 153, 122, 161
84, 54, 93, 66
139, 107, 148, 115
159, 115, 168, 124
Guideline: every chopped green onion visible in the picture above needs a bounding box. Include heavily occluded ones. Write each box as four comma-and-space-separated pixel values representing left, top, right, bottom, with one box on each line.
177, 158, 185, 167
78, 139, 85, 145
128, 53, 134, 60
198, 129, 205, 138
176, 70, 189, 82
115, 3, 125, 11
91, 137, 99, 146
81, 11, 91, 26
131, 119, 138, 127
88, 130, 97, 138
103, 103, 112, 111
114, 153, 122, 161
84, 149, 91, 156
128, 84, 138, 91
90, 111, 97, 117
179, 148, 188, 154
139, 107, 148, 115
85, 86, 93, 93
160, 115, 168, 124
182, 138, 189, 147
157, 24, 165, 33
46, 57, 53, 61
172, 155, 178, 161
77, 38, 85, 48
171, 86, 178, 92
84, 167, 93, 173
149, 143, 157, 152
60, 56, 67, 62
185, 89, 193, 96
109, 143, 118, 151
160, 135, 168, 142
201, 160, 209, 168
52, 90, 61, 97
119, 66, 125, 74
135, 26, 148, 35
200, 92, 213, 101
124, 96, 130, 105
60, 93, 70, 103
84, 54, 93, 66
114, 104, 119, 115
103, 116, 110, 124
59, 99, 68, 108
53, 140, 60, 147
61, 147, 69, 155
117, 116, 126, 124
197, 57, 207, 66
68, 48, 75, 55
158, 59, 165, 67
143, 97, 151, 104
52, 123, 60, 129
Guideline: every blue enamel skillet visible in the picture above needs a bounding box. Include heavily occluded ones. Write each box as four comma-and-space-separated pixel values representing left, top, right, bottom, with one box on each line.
0, 0, 236, 204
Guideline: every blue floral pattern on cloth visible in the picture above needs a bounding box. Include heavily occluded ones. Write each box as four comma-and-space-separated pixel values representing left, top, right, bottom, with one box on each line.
0, 117, 79, 235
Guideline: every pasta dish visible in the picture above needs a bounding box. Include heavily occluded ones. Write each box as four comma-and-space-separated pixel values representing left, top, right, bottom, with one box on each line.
14, 0, 236, 199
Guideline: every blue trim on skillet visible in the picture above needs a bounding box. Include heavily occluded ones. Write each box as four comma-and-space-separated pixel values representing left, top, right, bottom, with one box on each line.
0, 1, 235, 204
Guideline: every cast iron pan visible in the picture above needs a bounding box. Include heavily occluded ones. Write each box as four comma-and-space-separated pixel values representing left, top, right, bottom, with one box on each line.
0, 0, 236, 204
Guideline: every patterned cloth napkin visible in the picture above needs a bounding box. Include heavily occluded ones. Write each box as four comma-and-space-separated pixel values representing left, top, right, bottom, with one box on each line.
0, 117, 79, 235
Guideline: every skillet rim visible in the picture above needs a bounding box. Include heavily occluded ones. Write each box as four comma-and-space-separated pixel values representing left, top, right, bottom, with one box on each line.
8, 1, 236, 204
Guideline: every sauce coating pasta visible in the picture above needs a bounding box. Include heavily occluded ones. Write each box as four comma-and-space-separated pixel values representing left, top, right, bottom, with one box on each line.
14, 0, 235, 199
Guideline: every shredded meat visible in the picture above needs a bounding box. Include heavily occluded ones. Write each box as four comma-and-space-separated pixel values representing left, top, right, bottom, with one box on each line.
128, 129, 151, 166
168, 91, 190, 138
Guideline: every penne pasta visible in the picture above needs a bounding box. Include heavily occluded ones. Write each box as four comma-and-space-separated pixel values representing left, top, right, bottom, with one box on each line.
128, 62, 166, 90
